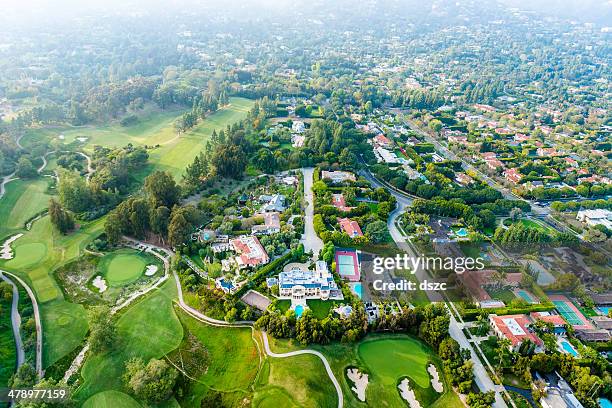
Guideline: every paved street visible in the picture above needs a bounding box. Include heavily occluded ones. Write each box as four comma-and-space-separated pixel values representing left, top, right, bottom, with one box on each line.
300, 167, 324, 259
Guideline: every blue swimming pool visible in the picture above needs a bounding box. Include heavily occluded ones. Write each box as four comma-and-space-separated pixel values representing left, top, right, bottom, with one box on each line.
456, 228, 468, 237
597, 306, 610, 316
350, 282, 363, 299
560, 341, 578, 357
295, 305, 304, 318
600, 398, 612, 408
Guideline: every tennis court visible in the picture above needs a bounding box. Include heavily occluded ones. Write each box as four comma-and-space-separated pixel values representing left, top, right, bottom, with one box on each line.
550, 294, 593, 329
335, 248, 360, 282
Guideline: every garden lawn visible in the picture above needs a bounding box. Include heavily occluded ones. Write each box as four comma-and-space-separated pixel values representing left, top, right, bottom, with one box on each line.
82, 390, 141, 408
75, 280, 182, 402
42, 299, 89, 367
306, 299, 338, 319
486, 288, 517, 304
0, 178, 52, 240
98, 249, 149, 287
517, 219, 556, 234
174, 308, 260, 408
253, 353, 337, 408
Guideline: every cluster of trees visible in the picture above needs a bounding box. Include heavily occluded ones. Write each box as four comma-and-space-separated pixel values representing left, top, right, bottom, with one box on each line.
48, 198, 75, 234
123, 358, 178, 404
173, 88, 229, 133
438, 337, 475, 393
493, 223, 578, 248
88, 305, 116, 354
105, 171, 202, 247
390, 88, 447, 110
551, 198, 612, 212
59, 145, 149, 218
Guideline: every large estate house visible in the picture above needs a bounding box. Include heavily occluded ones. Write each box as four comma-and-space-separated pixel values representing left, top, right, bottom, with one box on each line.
278, 261, 340, 300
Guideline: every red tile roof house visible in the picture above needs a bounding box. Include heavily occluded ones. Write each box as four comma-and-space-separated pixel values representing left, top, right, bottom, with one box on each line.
504, 167, 523, 184
485, 158, 504, 171
231, 235, 270, 269
331, 193, 354, 212
537, 147, 557, 157
514, 133, 530, 143
490, 314, 543, 352
457, 269, 523, 306
530, 312, 568, 336
338, 217, 363, 238
373, 134, 394, 149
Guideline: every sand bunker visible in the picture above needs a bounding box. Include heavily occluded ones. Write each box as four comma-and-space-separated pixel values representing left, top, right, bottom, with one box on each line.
145, 265, 158, 276
77, 137, 88, 142
427, 364, 443, 392
1, 234, 23, 260
398, 378, 422, 408
58, 134, 65, 140
92, 276, 108, 293
346, 368, 368, 402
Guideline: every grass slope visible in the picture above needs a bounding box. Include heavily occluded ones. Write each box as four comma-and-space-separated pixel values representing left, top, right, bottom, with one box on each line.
82, 390, 141, 408
0, 178, 52, 240
75, 280, 182, 403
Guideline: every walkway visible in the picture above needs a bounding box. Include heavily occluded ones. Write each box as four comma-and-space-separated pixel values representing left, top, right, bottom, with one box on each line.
0, 273, 26, 368
0, 270, 43, 378
300, 167, 324, 259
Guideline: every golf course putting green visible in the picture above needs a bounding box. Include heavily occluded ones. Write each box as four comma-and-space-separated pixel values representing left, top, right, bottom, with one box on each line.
357, 337, 432, 388
7, 242, 47, 269
99, 249, 148, 287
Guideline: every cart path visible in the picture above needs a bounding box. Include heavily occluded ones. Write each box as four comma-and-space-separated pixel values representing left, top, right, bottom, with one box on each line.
0, 273, 26, 368
0, 270, 43, 377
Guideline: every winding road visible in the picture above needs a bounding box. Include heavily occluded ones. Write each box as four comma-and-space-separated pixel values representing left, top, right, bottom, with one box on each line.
0, 270, 43, 378
0, 273, 26, 368
75, 152, 94, 181
112, 239, 344, 408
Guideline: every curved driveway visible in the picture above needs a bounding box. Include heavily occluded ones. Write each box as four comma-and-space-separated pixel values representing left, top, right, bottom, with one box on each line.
0, 273, 26, 368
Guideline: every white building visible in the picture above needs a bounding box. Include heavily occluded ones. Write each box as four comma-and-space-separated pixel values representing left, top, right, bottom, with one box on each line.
576, 209, 612, 230
278, 261, 339, 300
292, 121, 305, 133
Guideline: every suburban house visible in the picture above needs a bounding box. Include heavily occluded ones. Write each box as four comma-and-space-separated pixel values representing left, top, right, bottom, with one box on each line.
455, 172, 474, 186
504, 167, 523, 184
331, 193, 353, 212
338, 217, 363, 238
576, 209, 612, 230
530, 312, 567, 336
490, 314, 543, 352
252, 212, 281, 235
231, 235, 270, 269
373, 134, 393, 148
292, 120, 305, 133
321, 170, 356, 184
259, 194, 286, 212
537, 147, 557, 157
278, 261, 340, 300
458, 269, 523, 307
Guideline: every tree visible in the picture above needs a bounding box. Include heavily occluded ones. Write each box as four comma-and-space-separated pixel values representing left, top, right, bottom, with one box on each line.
428, 119, 442, 133
365, 220, 387, 243
123, 358, 178, 404
104, 212, 124, 244
144, 171, 180, 208
58, 170, 92, 212
48, 198, 75, 234
168, 211, 191, 247
88, 305, 116, 353
15, 157, 37, 178
10, 364, 38, 388
466, 391, 496, 408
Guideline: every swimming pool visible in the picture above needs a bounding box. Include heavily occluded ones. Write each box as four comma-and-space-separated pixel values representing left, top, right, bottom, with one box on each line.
456, 227, 468, 237
350, 282, 363, 299
600, 398, 612, 408
560, 340, 578, 357
295, 305, 304, 318
597, 306, 610, 316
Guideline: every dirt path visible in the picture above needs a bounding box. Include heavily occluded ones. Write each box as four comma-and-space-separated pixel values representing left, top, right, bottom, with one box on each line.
75, 152, 94, 181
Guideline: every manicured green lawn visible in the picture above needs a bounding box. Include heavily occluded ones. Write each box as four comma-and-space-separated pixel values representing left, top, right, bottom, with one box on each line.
306, 299, 338, 319
174, 308, 260, 407
134, 98, 254, 181
486, 288, 517, 304
253, 353, 337, 408
82, 390, 141, 408
41, 299, 89, 368
517, 218, 556, 234
75, 280, 182, 402
268, 333, 462, 408
0, 178, 52, 240
99, 249, 148, 287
